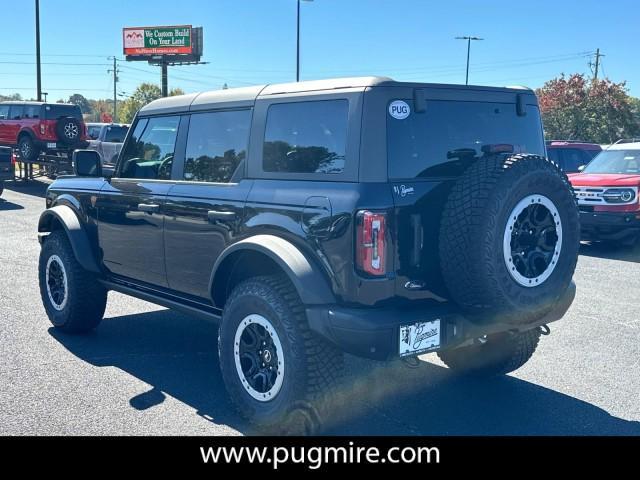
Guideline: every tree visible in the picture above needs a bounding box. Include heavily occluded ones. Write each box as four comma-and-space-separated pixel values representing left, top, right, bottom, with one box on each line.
119, 83, 185, 123
67, 93, 92, 114
536, 74, 640, 143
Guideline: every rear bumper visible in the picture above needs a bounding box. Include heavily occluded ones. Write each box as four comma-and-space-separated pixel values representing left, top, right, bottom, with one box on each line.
33, 139, 89, 154
307, 281, 576, 360
580, 210, 640, 240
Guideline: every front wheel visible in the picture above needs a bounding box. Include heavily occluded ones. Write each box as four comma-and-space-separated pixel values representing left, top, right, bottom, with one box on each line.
437, 329, 541, 377
218, 274, 343, 434
38, 230, 107, 333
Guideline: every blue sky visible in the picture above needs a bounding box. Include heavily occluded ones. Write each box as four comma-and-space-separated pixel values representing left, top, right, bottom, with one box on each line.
1, 0, 638, 101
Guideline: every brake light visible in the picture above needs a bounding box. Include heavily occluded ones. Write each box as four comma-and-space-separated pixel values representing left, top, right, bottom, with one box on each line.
40, 124, 46, 135
356, 210, 386, 276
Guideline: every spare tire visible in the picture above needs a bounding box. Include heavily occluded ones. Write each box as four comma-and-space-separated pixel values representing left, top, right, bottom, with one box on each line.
55, 117, 82, 146
439, 153, 579, 325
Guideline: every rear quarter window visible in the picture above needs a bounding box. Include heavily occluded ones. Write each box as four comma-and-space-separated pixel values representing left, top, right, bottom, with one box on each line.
387, 100, 545, 179
262, 100, 348, 174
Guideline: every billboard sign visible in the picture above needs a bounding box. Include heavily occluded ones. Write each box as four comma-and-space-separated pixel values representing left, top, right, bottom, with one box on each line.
123, 25, 192, 56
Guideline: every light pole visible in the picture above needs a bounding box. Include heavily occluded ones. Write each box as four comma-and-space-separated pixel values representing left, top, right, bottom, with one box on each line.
296, 0, 313, 82
455, 36, 483, 85
35, 0, 42, 101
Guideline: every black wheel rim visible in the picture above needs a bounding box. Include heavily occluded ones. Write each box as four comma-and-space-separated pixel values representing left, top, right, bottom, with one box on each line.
510, 203, 559, 279
239, 323, 280, 394
46, 256, 67, 310
234, 314, 284, 402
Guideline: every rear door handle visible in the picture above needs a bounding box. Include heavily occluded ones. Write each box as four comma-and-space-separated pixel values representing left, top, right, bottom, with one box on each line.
138, 203, 160, 213
208, 210, 236, 222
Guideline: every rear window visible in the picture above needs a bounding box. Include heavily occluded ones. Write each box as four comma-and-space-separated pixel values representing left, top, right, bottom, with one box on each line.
387, 100, 545, 179
44, 104, 82, 120
263, 100, 348, 174
87, 125, 102, 140
104, 126, 129, 143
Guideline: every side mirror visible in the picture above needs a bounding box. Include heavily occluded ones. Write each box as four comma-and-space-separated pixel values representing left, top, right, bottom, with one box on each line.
73, 149, 102, 177
578, 165, 586, 172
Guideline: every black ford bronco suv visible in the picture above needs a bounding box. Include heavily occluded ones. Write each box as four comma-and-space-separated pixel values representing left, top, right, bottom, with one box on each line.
37, 77, 579, 433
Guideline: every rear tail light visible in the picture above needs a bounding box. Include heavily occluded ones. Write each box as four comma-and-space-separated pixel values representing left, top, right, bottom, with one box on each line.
356, 210, 386, 276
40, 124, 46, 135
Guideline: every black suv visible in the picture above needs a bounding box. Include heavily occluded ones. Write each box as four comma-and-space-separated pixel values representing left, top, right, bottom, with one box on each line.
37, 77, 579, 433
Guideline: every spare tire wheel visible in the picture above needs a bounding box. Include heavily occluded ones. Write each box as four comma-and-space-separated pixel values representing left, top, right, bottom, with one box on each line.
439, 154, 579, 325
55, 117, 81, 146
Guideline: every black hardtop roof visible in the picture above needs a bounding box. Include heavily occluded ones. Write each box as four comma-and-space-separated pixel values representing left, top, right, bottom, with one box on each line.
139, 76, 535, 116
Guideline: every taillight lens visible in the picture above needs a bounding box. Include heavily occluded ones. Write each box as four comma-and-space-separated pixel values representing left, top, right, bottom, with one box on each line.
356, 210, 386, 276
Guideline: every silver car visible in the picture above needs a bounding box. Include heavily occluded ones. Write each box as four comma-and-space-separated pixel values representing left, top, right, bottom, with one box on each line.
86, 123, 129, 165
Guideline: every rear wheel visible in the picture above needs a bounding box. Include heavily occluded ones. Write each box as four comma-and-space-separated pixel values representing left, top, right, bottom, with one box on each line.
438, 328, 541, 377
38, 230, 107, 333
218, 274, 343, 434
18, 135, 39, 161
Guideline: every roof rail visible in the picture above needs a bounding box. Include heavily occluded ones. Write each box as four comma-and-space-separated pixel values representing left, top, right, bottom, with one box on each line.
614, 138, 640, 144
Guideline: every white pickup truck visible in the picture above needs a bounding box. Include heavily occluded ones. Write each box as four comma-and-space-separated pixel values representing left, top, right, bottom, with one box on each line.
86, 123, 129, 166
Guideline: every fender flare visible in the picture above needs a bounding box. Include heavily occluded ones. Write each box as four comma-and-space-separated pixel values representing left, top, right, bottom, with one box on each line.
38, 205, 101, 273
18, 128, 36, 142
209, 234, 336, 307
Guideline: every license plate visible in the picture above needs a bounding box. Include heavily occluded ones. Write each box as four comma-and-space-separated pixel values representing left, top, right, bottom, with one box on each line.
47, 142, 57, 149
399, 320, 441, 357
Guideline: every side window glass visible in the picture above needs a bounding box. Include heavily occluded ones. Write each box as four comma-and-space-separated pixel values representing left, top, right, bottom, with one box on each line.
184, 110, 251, 183
9, 105, 24, 120
23, 106, 40, 119
118, 116, 180, 180
0, 105, 9, 120
263, 100, 348, 174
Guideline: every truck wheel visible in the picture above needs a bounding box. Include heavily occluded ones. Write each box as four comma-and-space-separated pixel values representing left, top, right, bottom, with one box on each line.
438, 328, 540, 377
218, 274, 343, 434
38, 230, 107, 333
439, 154, 580, 325
18, 135, 39, 162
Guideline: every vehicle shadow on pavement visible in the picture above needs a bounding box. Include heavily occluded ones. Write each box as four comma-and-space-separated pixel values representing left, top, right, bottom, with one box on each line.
49, 308, 640, 436
4, 179, 50, 199
579, 241, 640, 263
0, 199, 25, 211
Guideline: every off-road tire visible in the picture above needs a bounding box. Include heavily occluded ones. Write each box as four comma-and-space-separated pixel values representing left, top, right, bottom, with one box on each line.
38, 230, 107, 333
439, 154, 580, 325
55, 117, 82, 146
438, 328, 541, 377
218, 274, 343, 434
18, 135, 39, 162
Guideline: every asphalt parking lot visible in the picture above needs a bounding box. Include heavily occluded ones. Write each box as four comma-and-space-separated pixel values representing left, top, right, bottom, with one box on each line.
0, 179, 638, 436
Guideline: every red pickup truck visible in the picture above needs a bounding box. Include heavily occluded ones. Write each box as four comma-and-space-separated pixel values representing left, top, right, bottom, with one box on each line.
568, 141, 640, 246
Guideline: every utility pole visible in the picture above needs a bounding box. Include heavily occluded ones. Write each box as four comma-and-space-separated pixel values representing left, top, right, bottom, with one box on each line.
455, 36, 484, 85
108, 57, 119, 122
35, 0, 42, 101
591, 48, 605, 81
161, 59, 168, 97
296, 0, 313, 82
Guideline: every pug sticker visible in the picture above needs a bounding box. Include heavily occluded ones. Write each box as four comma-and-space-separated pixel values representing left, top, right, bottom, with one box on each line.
388, 100, 410, 120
